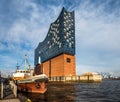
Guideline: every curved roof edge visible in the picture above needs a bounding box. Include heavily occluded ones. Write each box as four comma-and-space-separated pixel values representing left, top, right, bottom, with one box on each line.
36, 7, 74, 50
62, 7, 74, 13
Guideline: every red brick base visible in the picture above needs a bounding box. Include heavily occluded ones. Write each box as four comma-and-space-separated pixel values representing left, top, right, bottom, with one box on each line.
41, 54, 76, 77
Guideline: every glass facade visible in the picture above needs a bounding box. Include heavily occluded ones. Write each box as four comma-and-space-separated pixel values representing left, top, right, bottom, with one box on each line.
35, 7, 75, 65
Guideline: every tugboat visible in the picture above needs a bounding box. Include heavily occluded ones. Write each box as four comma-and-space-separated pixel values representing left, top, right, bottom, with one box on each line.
12, 54, 48, 94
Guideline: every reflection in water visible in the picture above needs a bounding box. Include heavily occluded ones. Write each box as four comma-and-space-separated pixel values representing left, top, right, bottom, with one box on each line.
18, 80, 120, 102
18, 82, 76, 102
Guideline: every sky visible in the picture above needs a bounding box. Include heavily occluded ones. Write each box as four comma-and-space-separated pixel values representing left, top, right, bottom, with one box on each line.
0, 0, 120, 75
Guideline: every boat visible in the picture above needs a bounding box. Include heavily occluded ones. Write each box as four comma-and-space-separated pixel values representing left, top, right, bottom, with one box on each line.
12, 55, 48, 94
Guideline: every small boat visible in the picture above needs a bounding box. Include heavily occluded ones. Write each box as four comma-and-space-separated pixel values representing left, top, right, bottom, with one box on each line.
12, 55, 48, 94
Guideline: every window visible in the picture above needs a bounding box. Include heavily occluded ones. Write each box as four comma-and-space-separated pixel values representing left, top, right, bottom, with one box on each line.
66, 58, 71, 63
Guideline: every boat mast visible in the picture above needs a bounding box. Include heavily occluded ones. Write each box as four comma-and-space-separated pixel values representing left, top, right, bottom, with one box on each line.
24, 54, 27, 73
16, 62, 19, 70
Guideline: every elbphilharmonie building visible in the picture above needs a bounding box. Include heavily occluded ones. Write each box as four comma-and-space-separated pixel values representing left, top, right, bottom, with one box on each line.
34, 8, 76, 77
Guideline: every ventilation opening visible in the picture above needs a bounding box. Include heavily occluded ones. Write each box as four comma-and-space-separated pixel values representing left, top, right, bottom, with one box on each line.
66, 58, 71, 63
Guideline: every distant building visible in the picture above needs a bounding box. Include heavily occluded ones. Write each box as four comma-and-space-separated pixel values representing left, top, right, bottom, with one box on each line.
34, 7, 76, 77
80, 72, 102, 82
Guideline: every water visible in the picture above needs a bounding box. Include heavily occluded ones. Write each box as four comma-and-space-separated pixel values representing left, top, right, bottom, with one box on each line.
18, 80, 120, 102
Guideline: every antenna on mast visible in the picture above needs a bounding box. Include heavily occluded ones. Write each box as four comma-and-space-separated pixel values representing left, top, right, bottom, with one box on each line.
24, 54, 31, 71
16, 62, 19, 70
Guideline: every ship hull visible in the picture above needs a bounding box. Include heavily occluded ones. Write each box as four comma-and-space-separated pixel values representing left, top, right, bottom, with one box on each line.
16, 74, 48, 94
17, 81, 48, 93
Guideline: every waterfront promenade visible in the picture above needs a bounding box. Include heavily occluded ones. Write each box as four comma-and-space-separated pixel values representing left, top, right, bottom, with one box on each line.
0, 98, 20, 102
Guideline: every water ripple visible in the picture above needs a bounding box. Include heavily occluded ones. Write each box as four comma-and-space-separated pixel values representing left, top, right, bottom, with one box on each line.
18, 80, 120, 102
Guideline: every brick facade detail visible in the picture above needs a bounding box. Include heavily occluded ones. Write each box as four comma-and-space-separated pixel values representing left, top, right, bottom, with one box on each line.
41, 54, 76, 77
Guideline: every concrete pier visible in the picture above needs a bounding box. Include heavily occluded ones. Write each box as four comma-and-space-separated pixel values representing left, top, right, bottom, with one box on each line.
0, 98, 20, 102
49, 74, 102, 82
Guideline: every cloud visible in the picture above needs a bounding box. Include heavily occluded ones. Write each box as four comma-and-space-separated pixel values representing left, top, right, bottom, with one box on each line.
74, 0, 120, 73
3, 0, 63, 46
0, 0, 120, 74
0, 0, 63, 73
76, 18, 120, 52
0, 55, 16, 70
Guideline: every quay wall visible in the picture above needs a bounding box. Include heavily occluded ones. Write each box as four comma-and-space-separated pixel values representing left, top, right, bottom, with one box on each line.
49, 75, 102, 83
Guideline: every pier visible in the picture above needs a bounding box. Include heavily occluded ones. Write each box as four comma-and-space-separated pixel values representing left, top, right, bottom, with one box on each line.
0, 79, 20, 102
49, 73, 102, 83
0, 99, 20, 102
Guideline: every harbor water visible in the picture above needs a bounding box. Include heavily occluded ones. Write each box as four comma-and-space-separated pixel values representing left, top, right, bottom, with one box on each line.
18, 80, 120, 102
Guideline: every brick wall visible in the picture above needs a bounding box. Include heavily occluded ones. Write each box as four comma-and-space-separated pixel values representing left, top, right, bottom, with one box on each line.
42, 61, 50, 77
42, 54, 76, 77
64, 54, 76, 76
